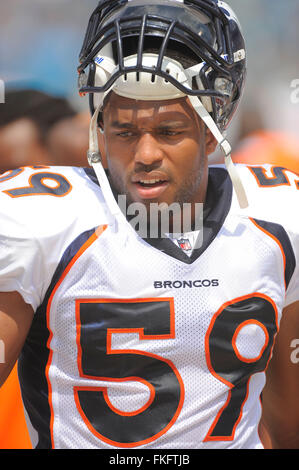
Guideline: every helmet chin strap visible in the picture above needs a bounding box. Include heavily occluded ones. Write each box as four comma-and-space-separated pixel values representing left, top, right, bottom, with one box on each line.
188, 95, 248, 209
87, 104, 126, 224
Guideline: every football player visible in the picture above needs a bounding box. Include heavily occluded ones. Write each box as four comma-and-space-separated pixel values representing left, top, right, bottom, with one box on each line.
0, 0, 298, 449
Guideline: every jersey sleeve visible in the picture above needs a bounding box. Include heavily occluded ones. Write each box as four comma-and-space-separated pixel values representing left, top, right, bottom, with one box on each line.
0, 167, 68, 311
0, 166, 107, 312
284, 227, 299, 307
230, 164, 299, 308
0, 214, 46, 311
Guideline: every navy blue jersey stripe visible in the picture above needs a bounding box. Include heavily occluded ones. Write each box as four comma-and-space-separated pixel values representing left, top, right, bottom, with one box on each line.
84, 167, 100, 187
18, 227, 97, 449
252, 218, 296, 289
144, 168, 233, 263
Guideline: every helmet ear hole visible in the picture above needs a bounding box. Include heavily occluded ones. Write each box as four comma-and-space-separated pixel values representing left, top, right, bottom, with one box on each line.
164, 69, 170, 83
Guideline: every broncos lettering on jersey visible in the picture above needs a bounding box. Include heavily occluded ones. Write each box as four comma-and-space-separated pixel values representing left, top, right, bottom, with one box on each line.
0, 164, 298, 449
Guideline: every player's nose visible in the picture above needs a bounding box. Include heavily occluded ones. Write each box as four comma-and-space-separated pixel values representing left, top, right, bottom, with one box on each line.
134, 133, 163, 167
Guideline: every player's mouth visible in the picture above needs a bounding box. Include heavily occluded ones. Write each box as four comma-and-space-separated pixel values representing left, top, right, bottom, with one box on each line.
131, 173, 170, 200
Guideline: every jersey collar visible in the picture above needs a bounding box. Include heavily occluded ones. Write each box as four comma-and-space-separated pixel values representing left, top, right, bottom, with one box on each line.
143, 167, 232, 264
84, 166, 232, 264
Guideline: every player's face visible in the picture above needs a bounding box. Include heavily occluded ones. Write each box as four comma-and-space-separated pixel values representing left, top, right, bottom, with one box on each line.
102, 92, 215, 209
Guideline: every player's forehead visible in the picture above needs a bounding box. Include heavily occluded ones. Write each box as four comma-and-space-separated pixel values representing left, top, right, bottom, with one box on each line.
103, 92, 197, 127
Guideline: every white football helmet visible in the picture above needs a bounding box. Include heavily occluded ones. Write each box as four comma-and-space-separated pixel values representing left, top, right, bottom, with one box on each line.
78, 0, 248, 215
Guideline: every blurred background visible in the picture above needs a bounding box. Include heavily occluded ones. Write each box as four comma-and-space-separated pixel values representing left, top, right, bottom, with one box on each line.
0, 0, 298, 449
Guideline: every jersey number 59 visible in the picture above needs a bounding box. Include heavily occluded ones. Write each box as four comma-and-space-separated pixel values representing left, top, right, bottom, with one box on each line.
74, 294, 277, 447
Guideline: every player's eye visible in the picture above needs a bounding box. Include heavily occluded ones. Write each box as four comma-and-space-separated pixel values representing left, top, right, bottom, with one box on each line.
159, 129, 183, 137
116, 131, 135, 138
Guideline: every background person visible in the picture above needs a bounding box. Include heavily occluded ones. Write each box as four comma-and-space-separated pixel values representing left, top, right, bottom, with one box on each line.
0, 89, 90, 173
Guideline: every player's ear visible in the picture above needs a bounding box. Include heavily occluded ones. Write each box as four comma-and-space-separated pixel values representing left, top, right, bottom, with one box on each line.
205, 127, 218, 156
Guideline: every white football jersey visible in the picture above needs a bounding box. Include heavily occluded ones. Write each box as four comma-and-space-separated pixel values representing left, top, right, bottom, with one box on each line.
0, 163, 298, 449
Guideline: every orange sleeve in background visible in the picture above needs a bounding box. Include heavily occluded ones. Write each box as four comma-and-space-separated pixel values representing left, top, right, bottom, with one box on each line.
210, 130, 299, 175
0, 363, 32, 449
232, 131, 299, 174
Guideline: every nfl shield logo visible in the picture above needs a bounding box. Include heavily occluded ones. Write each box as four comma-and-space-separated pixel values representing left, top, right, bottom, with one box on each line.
178, 238, 192, 251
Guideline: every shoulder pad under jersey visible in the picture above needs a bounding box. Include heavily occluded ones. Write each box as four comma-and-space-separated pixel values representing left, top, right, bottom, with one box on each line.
0, 165, 109, 310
